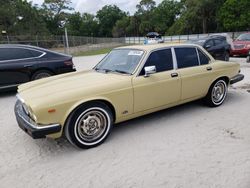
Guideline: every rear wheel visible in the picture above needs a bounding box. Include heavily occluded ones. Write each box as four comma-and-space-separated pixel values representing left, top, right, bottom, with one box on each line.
31, 70, 53, 80
204, 79, 228, 107
65, 102, 113, 149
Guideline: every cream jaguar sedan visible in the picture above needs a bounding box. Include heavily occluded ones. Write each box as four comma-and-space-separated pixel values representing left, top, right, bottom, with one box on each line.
15, 43, 244, 148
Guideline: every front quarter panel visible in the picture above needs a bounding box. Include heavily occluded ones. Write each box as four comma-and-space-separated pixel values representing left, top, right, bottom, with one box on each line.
28, 76, 134, 138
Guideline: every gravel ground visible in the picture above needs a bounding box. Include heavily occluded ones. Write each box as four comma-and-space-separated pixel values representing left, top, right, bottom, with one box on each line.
0, 56, 250, 188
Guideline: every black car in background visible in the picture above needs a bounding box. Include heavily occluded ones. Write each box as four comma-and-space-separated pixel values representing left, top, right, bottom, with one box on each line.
188, 36, 231, 61
0, 44, 76, 91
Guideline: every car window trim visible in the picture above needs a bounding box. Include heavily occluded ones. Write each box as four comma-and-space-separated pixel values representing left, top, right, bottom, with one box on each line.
0, 47, 46, 62
196, 48, 201, 65
136, 47, 175, 77
196, 47, 211, 65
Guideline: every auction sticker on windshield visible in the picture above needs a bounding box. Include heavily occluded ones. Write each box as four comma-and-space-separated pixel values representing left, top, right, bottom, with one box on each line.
128, 50, 144, 56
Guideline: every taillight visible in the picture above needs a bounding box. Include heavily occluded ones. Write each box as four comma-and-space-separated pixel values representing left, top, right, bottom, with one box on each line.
64, 60, 73, 66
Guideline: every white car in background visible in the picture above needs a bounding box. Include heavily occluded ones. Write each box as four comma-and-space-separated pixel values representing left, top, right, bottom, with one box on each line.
144, 32, 164, 44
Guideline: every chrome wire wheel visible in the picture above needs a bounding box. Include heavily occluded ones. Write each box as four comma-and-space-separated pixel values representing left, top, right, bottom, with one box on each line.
74, 107, 111, 145
211, 80, 227, 105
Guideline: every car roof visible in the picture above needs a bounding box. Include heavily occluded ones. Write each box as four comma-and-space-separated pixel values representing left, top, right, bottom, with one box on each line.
0, 44, 71, 57
116, 43, 201, 52
0, 44, 45, 50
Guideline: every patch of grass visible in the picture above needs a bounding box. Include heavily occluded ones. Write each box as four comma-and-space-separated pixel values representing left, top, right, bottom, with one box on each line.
73, 47, 114, 56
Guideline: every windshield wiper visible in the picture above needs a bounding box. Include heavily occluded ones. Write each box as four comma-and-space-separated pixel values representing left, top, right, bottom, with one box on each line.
95, 68, 130, 75
95, 68, 111, 73
113, 69, 131, 75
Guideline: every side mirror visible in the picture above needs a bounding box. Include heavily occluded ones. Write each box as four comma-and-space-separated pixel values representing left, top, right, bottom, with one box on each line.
205, 44, 211, 49
144, 66, 156, 77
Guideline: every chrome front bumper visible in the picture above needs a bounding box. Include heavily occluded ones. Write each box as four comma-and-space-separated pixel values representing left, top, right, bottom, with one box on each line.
14, 100, 61, 139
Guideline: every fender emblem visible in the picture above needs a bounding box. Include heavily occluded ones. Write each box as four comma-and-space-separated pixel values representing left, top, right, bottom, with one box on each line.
122, 110, 128, 115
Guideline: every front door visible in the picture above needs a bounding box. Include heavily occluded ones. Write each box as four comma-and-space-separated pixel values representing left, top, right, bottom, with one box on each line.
132, 48, 181, 113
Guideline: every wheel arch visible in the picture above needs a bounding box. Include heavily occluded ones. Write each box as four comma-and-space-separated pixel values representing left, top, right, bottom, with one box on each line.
214, 76, 229, 86
30, 68, 55, 80
206, 76, 229, 96
63, 98, 117, 132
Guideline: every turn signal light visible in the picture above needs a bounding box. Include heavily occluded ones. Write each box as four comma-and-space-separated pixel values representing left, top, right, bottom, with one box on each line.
48, 109, 56, 113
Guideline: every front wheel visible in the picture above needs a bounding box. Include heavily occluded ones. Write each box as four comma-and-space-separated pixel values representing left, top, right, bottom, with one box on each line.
65, 102, 113, 149
247, 56, 250, 63
204, 79, 228, 107
224, 51, 230, 61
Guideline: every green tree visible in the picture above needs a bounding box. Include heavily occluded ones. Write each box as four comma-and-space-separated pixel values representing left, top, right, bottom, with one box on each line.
219, 0, 250, 31
135, 0, 156, 35
0, 0, 48, 35
42, 0, 73, 35
80, 13, 99, 37
168, 0, 226, 35
112, 16, 130, 37
66, 12, 82, 36
152, 0, 182, 34
96, 5, 126, 37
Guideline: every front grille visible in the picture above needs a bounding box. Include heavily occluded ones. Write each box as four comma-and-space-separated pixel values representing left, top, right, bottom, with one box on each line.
234, 44, 245, 49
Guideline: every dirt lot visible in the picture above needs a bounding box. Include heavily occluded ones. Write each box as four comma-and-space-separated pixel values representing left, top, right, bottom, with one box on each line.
0, 56, 250, 188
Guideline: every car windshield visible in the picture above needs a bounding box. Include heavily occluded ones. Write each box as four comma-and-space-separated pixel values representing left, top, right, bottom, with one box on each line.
95, 49, 144, 75
237, 34, 250, 41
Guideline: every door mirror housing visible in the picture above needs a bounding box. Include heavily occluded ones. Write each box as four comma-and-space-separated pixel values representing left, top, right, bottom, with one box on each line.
144, 66, 156, 77
205, 44, 211, 49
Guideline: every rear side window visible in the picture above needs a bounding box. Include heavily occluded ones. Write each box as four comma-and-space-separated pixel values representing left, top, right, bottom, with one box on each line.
29, 50, 43, 57
0, 48, 42, 61
198, 49, 210, 65
140, 49, 173, 75
175, 48, 199, 69
214, 39, 222, 46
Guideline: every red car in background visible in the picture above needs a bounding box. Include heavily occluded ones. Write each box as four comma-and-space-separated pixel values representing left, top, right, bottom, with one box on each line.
231, 33, 250, 56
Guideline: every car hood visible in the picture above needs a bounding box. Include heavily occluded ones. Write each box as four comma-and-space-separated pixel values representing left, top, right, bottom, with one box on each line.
18, 70, 131, 104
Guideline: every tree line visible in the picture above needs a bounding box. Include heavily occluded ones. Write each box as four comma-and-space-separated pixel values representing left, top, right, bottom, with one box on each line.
0, 0, 249, 38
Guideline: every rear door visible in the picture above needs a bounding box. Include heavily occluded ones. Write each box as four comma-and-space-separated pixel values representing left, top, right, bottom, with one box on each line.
213, 39, 226, 60
0, 47, 42, 87
174, 47, 214, 100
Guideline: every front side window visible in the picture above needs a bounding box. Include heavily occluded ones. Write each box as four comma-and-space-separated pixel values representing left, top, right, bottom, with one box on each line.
214, 39, 222, 46
140, 49, 173, 75
205, 40, 214, 47
175, 47, 199, 69
95, 49, 144, 74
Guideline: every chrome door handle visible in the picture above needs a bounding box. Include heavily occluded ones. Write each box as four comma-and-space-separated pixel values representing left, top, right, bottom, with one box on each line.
171, 73, 178, 78
206, 67, 212, 71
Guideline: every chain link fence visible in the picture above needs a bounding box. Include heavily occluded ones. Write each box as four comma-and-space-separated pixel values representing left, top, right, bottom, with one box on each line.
0, 31, 247, 55
0, 35, 126, 55
125, 31, 247, 44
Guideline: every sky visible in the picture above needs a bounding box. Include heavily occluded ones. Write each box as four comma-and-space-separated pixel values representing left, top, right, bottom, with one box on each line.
30, 0, 163, 15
